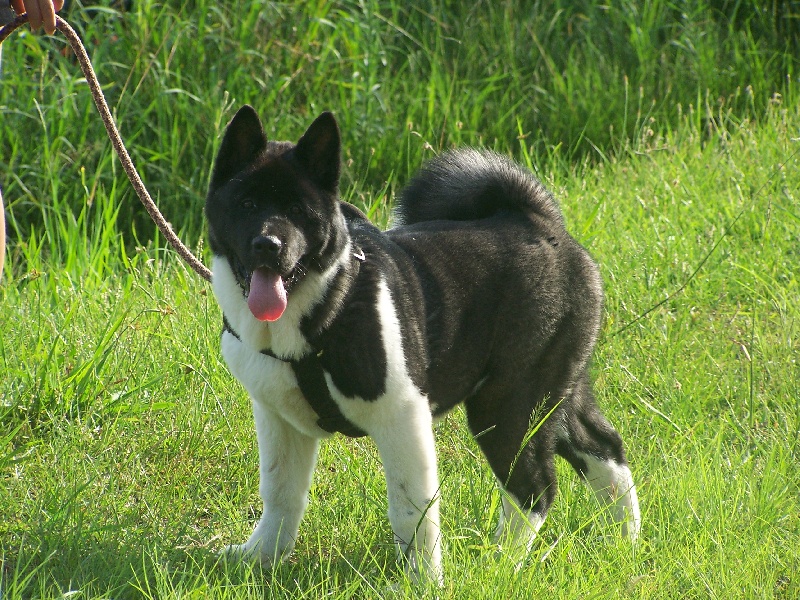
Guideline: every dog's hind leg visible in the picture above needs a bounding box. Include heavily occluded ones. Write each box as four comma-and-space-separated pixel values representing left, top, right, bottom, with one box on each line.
464, 387, 558, 557
555, 374, 641, 540
226, 399, 320, 565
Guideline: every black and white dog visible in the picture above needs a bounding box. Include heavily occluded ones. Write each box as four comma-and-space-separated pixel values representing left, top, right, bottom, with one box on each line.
205, 106, 640, 583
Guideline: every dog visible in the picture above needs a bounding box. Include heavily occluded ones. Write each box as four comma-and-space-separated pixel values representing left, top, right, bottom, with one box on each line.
205, 105, 641, 584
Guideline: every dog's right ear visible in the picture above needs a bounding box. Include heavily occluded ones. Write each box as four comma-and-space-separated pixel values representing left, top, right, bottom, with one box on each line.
209, 105, 267, 193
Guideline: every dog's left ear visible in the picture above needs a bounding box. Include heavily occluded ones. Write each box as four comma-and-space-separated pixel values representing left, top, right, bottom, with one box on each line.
294, 112, 341, 193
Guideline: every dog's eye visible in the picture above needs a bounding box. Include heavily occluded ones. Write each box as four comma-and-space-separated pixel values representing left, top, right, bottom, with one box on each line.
241, 200, 256, 210
289, 204, 304, 217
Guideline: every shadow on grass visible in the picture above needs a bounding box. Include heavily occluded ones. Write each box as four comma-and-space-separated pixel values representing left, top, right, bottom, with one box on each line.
1, 533, 396, 598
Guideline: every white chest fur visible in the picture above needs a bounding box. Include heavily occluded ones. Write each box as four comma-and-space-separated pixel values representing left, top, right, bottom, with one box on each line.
220, 331, 329, 438
211, 253, 350, 437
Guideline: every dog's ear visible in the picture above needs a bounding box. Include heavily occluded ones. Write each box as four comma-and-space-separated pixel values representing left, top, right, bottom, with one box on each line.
294, 112, 341, 193
209, 105, 267, 193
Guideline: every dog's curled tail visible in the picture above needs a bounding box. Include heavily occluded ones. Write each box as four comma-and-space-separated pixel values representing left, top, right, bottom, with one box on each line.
394, 149, 563, 226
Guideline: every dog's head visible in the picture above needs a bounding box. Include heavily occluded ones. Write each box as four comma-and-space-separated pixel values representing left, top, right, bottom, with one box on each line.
205, 106, 346, 322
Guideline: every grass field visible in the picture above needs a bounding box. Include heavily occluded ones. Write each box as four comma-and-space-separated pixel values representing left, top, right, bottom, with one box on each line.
1, 1, 799, 598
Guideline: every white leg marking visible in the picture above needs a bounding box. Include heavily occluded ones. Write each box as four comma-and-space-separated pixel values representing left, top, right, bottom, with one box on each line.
326, 279, 443, 585
226, 400, 320, 565
493, 493, 546, 556
373, 406, 442, 585
577, 452, 641, 540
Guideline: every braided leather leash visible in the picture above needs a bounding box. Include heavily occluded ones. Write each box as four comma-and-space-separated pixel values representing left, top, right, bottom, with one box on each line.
1, 14, 370, 437
0, 13, 212, 281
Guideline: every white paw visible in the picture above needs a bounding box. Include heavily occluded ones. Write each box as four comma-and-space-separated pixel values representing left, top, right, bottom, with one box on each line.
395, 551, 444, 589
220, 543, 263, 564
219, 541, 288, 567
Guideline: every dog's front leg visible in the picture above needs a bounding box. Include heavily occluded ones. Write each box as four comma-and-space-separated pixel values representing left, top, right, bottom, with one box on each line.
227, 398, 320, 565
370, 402, 443, 586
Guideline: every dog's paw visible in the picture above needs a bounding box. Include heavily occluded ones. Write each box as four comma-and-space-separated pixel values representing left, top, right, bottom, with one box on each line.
220, 538, 295, 568
219, 543, 271, 567
394, 555, 444, 590
219, 543, 256, 562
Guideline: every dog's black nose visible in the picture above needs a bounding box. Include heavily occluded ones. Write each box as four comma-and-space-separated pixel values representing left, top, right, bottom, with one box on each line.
252, 235, 282, 260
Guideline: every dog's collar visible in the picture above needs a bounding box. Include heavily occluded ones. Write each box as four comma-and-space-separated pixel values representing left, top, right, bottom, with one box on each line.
222, 318, 367, 438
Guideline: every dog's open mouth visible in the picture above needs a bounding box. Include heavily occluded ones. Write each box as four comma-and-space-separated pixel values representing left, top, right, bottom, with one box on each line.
237, 262, 307, 322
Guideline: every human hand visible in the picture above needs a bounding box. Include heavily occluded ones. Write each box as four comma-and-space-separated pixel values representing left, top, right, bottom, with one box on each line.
10, 0, 64, 34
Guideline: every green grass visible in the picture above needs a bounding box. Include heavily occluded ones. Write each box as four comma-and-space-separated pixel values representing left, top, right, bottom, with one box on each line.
2, 0, 798, 244
2, 0, 799, 598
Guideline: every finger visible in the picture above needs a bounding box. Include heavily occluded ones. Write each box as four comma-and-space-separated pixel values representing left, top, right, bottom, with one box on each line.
10, 0, 24, 15
39, 0, 57, 34
26, 0, 43, 31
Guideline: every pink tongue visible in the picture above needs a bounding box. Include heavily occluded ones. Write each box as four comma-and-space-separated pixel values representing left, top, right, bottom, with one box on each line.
247, 268, 287, 322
